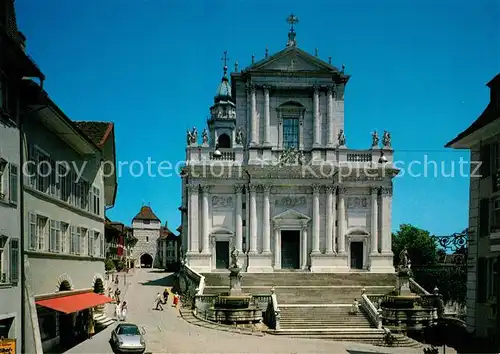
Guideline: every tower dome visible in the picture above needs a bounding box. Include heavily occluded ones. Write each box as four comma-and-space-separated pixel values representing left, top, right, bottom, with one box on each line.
214, 57, 232, 103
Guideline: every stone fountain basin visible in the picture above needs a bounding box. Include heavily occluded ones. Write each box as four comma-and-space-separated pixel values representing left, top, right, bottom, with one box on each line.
383, 295, 420, 309
214, 294, 252, 309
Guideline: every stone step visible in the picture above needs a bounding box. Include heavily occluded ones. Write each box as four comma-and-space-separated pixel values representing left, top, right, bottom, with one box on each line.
202, 272, 396, 287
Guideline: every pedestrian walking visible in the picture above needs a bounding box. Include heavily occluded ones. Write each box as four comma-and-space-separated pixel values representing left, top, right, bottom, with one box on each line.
115, 288, 121, 303
162, 288, 169, 305
115, 274, 119, 285
155, 292, 164, 311
115, 301, 122, 320
172, 293, 179, 307
121, 301, 128, 321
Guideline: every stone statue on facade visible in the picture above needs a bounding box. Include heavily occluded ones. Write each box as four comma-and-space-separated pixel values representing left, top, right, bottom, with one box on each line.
371, 130, 379, 147
235, 126, 244, 145
382, 130, 392, 148
230, 247, 240, 269
398, 247, 412, 275
337, 129, 346, 147
202, 128, 209, 145
187, 127, 198, 145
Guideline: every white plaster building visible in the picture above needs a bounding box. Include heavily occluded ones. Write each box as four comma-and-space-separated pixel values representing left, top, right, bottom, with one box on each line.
181, 20, 397, 274
132, 205, 162, 268
446, 73, 500, 345
0, 1, 45, 351
21, 80, 117, 353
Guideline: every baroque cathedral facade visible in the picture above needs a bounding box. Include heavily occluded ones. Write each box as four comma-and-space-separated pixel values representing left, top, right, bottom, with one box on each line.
181, 18, 397, 273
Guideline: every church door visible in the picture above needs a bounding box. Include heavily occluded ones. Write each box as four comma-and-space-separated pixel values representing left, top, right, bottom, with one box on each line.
281, 230, 300, 269
350, 241, 364, 269
215, 241, 230, 269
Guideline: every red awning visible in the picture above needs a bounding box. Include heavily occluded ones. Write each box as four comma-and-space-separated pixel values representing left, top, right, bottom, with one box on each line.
36, 292, 113, 314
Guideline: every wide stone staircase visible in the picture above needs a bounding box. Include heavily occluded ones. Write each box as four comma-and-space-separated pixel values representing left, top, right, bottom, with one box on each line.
201, 271, 422, 347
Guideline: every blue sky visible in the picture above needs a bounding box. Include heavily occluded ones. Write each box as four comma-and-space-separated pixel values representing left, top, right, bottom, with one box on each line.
16, 0, 499, 235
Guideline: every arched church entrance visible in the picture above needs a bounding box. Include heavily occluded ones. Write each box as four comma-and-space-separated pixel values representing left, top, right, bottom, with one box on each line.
140, 253, 153, 268
217, 134, 231, 148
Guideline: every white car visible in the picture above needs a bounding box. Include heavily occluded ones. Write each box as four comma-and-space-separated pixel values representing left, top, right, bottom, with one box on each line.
110, 323, 146, 353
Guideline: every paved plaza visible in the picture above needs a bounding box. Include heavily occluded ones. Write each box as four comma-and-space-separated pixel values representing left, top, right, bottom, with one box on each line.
65, 269, 449, 354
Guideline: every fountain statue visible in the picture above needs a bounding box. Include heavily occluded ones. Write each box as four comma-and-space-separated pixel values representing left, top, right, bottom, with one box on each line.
207, 247, 262, 324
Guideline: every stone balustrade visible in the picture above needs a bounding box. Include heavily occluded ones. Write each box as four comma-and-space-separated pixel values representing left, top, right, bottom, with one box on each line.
186, 146, 394, 166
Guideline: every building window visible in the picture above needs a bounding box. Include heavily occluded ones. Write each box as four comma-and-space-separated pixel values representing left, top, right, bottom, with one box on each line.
488, 258, 497, 298
36, 215, 48, 251
282, 117, 299, 149
92, 186, 100, 216
80, 228, 88, 255
492, 198, 500, 231
49, 220, 61, 252
9, 239, 19, 285
480, 144, 492, 178
34, 148, 50, 194
0, 73, 8, 112
70, 225, 79, 254
88, 230, 94, 256
477, 257, 488, 303
143, 220, 150, 224
0, 235, 7, 283
480, 198, 490, 236
9, 163, 18, 204
98, 232, 104, 257
28, 212, 36, 249
146, 236, 149, 242
60, 223, 69, 253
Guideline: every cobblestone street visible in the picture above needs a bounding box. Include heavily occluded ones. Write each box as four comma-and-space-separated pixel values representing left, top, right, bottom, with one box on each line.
65, 269, 444, 354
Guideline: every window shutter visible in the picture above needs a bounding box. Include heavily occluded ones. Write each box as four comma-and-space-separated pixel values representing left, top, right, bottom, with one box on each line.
28, 212, 36, 249
479, 199, 490, 237
9, 163, 18, 204
477, 257, 488, 303
49, 220, 56, 252
481, 145, 491, 178
10, 239, 19, 285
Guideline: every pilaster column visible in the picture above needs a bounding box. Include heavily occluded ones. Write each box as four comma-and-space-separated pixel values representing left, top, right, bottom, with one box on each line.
327, 86, 334, 147
337, 187, 346, 254
234, 184, 244, 252
380, 186, 393, 254
313, 86, 320, 146
249, 184, 258, 253
325, 185, 336, 254
299, 111, 305, 150
262, 184, 271, 253
301, 221, 309, 269
263, 86, 271, 146
273, 226, 280, 268
246, 85, 251, 147
277, 111, 283, 149
250, 85, 258, 146
210, 236, 216, 268
187, 184, 199, 253
312, 184, 321, 253
200, 185, 211, 253
370, 187, 379, 254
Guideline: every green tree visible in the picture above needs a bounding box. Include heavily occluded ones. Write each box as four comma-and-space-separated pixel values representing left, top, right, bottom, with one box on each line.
392, 224, 438, 266
105, 258, 115, 271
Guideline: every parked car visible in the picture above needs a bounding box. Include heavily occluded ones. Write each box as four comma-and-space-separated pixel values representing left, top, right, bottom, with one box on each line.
109, 323, 146, 353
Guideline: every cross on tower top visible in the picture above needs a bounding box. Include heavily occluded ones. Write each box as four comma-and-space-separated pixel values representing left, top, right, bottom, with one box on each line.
221, 51, 229, 76
286, 13, 299, 32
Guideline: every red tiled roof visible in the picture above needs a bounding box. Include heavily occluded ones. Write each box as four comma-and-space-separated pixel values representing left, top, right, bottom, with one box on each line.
132, 206, 160, 222
73, 121, 114, 148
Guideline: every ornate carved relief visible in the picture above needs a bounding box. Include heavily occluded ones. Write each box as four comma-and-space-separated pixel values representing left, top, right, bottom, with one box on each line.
210, 235, 217, 246
338, 187, 347, 195
381, 187, 392, 196
312, 184, 321, 194
200, 185, 211, 193
187, 184, 199, 193
347, 197, 368, 209
326, 185, 337, 193
300, 220, 309, 230
211, 196, 233, 208
262, 184, 272, 192
342, 176, 383, 182
248, 184, 258, 193
275, 196, 307, 207
370, 187, 380, 195
234, 184, 245, 194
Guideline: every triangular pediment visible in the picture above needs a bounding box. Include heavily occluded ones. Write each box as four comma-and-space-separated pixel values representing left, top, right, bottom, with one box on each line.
272, 209, 311, 221
245, 47, 339, 73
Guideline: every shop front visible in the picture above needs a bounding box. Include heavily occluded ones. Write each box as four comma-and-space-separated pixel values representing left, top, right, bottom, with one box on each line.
35, 289, 112, 352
